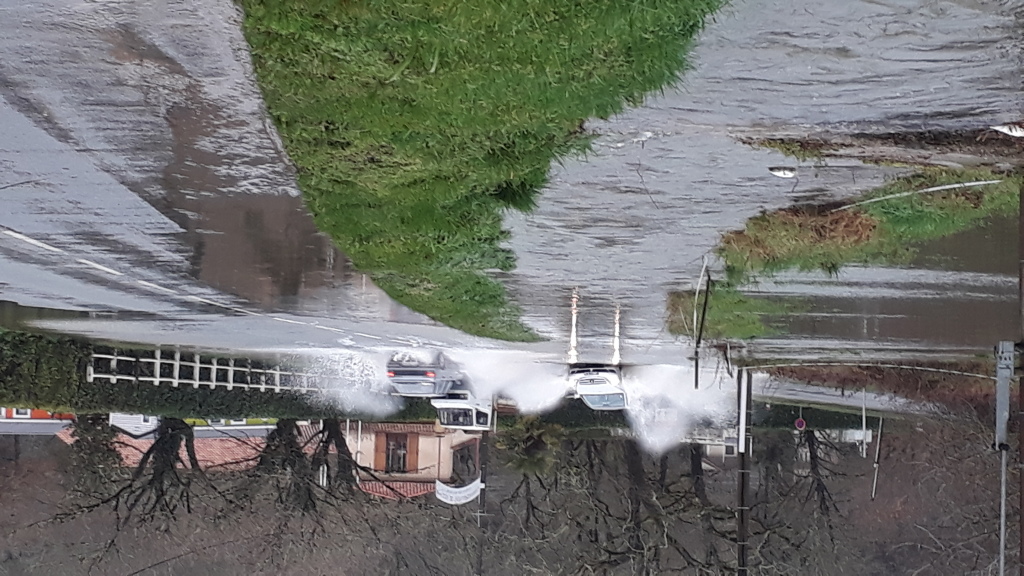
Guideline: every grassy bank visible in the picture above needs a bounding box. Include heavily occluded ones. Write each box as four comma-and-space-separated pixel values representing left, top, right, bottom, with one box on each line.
740, 137, 835, 162
719, 168, 1021, 280
238, 0, 721, 340
666, 285, 789, 339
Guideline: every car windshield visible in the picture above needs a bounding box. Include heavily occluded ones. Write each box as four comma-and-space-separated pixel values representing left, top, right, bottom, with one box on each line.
388, 351, 440, 367
570, 367, 617, 375
389, 369, 436, 377
438, 408, 473, 426
581, 393, 626, 409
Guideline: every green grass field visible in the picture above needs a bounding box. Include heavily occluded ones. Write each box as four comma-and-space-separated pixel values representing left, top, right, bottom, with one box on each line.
666, 285, 790, 340
239, 0, 721, 340
718, 168, 1021, 281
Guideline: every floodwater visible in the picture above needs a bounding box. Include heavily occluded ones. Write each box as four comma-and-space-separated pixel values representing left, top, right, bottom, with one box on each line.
1, 0, 1019, 572
0, 0, 1020, 362
0, 0, 1015, 404
505, 0, 1024, 355
0, 0, 1015, 427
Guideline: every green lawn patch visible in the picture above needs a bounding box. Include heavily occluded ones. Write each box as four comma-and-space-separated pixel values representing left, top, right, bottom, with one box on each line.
719, 168, 1021, 280
666, 285, 790, 339
238, 0, 721, 340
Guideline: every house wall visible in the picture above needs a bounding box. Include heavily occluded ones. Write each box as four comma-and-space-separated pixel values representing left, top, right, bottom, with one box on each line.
345, 425, 477, 483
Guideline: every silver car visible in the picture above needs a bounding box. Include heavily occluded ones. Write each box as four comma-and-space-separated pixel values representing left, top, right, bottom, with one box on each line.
568, 364, 627, 410
386, 350, 464, 398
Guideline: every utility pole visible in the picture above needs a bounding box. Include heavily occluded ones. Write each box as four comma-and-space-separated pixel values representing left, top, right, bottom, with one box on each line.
1018, 181, 1024, 576
475, 430, 490, 576
736, 369, 751, 575
997, 341, 1013, 575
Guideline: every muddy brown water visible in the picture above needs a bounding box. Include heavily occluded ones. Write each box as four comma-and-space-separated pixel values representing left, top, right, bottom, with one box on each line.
0, 0, 1021, 363
0, 2, 1013, 566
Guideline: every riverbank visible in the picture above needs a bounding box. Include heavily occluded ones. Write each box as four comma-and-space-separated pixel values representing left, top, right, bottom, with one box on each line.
667, 164, 1021, 344
719, 167, 1020, 280
238, 0, 721, 340
741, 128, 1024, 169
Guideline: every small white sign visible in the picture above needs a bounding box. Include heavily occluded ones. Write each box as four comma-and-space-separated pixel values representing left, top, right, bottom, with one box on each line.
435, 477, 483, 505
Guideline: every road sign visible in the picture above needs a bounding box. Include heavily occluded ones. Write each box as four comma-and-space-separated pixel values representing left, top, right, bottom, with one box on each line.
794, 418, 806, 431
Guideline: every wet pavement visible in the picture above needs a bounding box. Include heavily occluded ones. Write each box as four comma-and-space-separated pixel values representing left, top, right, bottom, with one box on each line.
1, 1, 1019, 573
0, 0, 1019, 361
0, 0, 1020, 410
505, 0, 1023, 355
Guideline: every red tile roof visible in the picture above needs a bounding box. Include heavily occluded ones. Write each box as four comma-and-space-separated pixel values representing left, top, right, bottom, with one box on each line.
113, 435, 265, 471
368, 422, 439, 434
359, 480, 435, 500
55, 427, 75, 445
58, 430, 264, 471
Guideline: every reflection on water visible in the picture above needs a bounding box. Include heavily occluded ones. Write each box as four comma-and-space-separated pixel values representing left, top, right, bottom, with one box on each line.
0, 390, 1008, 574
0, 307, 1013, 574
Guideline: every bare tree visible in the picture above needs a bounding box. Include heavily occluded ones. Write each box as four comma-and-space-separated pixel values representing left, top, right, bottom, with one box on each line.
887, 416, 1019, 575
491, 438, 738, 575
747, 428, 862, 575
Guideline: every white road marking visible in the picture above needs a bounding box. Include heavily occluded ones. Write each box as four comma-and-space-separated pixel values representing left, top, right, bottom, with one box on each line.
272, 317, 305, 325
77, 258, 123, 276
137, 280, 178, 295
187, 295, 233, 309
4, 229, 354, 340
3, 230, 64, 253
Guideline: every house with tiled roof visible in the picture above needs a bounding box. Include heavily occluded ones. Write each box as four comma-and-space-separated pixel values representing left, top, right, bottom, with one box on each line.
0, 407, 75, 435
352, 422, 478, 481
56, 416, 481, 501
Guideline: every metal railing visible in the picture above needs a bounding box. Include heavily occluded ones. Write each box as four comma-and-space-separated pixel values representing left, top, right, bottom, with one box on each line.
87, 348, 326, 394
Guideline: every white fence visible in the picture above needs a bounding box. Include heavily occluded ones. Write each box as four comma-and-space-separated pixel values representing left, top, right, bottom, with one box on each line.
87, 348, 325, 394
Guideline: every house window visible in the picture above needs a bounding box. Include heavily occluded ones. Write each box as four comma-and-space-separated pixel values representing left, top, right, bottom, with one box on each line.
229, 419, 247, 426
384, 434, 408, 473
207, 419, 224, 426
141, 415, 153, 424
13, 409, 31, 419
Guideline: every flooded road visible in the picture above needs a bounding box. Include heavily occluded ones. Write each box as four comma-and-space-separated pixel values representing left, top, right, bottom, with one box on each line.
0, 0, 1020, 397
506, 0, 1024, 355
0, 1, 1018, 573
0, 0, 433, 327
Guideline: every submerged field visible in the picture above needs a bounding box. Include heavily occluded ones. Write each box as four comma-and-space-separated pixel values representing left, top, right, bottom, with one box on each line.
238, 0, 721, 340
667, 167, 1021, 341
719, 168, 1021, 281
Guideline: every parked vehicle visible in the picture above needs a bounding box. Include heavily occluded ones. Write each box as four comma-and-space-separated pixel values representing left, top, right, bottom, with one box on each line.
431, 387, 493, 431
386, 350, 464, 398
567, 363, 627, 410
